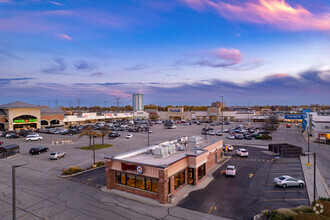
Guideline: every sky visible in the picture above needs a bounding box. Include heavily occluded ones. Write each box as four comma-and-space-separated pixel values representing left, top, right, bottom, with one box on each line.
0, 0, 329, 107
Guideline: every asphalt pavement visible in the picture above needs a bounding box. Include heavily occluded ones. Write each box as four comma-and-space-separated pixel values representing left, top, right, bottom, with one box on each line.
178, 146, 309, 219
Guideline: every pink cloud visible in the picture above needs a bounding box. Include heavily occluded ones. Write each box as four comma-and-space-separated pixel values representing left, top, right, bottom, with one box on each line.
0, 0, 12, 3
181, 0, 330, 31
213, 48, 242, 64
56, 33, 73, 41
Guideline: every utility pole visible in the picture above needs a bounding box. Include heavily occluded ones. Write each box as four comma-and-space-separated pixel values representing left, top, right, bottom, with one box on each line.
221, 96, 224, 134
116, 97, 120, 113
55, 99, 58, 108
78, 98, 81, 115
314, 153, 316, 204
12, 164, 28, 220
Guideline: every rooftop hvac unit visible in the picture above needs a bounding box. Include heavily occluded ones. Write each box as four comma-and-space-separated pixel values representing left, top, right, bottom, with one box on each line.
146, 149, 153, 154
154, 146, 169, 158
190, 136, 202, 144
177, 145, 184, 151
193, 146, 200, 151
168, 144, 176, 155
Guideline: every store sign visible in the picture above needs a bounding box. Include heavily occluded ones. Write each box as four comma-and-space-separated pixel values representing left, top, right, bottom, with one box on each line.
285, 115, 303, 119
121, 163, 137, 171
136, 166, 143, 174
106, 114, 113, 116
169, 108, 181, 112
13, 119, 37, 123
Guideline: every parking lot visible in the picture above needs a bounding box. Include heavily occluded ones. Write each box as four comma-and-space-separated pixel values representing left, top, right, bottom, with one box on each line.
0, 122, 311, 219
178, 146, 309, 219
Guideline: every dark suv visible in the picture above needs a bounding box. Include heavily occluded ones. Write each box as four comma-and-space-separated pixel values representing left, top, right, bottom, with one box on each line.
29, 146, 49, 155
108, 132, 120, 139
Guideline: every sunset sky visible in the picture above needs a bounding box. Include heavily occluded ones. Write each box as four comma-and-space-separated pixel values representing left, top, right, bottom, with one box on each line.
0, 0, 329, 107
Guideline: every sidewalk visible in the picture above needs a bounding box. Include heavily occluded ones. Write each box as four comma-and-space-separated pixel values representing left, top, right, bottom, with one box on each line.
102, 156, 231, 207
300, 155, 330, 204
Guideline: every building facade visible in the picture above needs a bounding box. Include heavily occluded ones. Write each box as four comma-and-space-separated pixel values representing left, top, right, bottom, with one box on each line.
0, 101, 64, 131
106, 137, 223, 204
132, 94, 144, 111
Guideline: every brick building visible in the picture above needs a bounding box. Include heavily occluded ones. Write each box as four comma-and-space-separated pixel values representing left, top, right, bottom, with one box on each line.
106, 137, 223, 204
0, 101, 64, 131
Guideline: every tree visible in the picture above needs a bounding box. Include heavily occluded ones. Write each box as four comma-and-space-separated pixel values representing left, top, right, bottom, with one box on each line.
262, 115, 278, 132
99, 125, 110, 145
78, 127, 100, 149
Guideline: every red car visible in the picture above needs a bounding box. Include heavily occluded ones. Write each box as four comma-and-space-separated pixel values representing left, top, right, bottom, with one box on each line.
0, 141, 3, 145
286, 124, 291, 128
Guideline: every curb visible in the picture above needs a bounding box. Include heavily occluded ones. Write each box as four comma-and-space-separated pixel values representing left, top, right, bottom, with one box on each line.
58, 165, 105, 178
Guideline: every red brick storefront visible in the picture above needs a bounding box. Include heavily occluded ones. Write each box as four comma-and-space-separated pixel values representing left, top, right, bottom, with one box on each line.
106, 138, 223, 204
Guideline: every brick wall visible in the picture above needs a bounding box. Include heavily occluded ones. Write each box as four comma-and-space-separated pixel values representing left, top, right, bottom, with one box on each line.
0, 117, 6, 123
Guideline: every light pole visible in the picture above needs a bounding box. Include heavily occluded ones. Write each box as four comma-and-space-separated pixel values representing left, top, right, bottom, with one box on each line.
305, 152, 316, 204
307, 130, 310, 163
221, 96, 224, 134
148, 128, 150, 146
92, 136, 96, 165
12, 163, 28, 220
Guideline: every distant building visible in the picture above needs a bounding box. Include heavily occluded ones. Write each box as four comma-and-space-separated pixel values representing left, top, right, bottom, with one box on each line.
132, 94, 144, 111
211, 101, 225, 108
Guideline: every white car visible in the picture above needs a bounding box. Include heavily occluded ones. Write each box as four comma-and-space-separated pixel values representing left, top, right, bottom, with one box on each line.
227, 135, 235, 139
216, 131, 223, 136
208, 131, 215, 135
49, 152, 66, 160
224, 144, 234, 151
236, 148, 249, 157
126, 134, 133, 139
225, 165, 236, 176
274, 175, 305, 188
26, 134, 42, 142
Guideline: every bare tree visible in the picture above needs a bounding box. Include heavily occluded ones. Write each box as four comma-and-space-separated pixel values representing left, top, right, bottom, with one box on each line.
79, 127, 100, 149
99, 125, 110, 145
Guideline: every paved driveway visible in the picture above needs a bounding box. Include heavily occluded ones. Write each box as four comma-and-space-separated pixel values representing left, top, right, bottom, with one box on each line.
178, 146, 309, 219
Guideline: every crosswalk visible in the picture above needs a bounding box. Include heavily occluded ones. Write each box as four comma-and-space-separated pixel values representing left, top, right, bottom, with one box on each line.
230, 157, 275, 163
274, 131, 302, 134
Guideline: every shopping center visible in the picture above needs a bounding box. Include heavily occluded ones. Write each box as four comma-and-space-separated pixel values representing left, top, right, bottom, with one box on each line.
0, 101, 64, 131
105, 136, 223, 204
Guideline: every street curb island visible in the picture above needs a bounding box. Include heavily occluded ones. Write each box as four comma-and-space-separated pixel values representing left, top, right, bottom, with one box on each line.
58, 165, 105, 178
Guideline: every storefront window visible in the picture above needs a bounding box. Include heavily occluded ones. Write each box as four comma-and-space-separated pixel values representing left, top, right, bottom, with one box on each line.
115, 172, 158, 193
174, 169, 185, 189
151, 180, 158, 193
126, 174, 136, 187
136, 176, 145, 190
198, 164, 206, 180
188, 168, 194, 185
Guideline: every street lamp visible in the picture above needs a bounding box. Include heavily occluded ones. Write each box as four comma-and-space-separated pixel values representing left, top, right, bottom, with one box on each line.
221, 96, 224, 134
12, 163, 28, 220
147, 128, 150, 146
305, 152, 316, 204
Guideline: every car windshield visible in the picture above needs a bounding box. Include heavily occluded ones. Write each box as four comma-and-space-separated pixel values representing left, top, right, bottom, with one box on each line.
278, 176, 286, 180
50, 153, 56, 155
227, 168, 234, 171
241, 150, 247, 152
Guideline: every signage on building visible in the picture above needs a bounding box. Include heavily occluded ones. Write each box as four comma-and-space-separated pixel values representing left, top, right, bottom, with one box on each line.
13, 119, 37, 123
136, 166, 143, 174
284, 115, 303, 119
169, 108, 181, 112
106, 114, 113, 116
121, 163, 137, 171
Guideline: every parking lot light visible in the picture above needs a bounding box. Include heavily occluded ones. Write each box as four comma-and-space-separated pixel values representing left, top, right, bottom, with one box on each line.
12, 163, 28, 220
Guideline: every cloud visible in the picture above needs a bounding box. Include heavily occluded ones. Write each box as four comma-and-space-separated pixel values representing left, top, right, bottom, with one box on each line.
49, 1, 63, 6
181, 0, 330, 31
0, 77, 34, 84
125, 65, 148, 71
0, 0, 12, 3
74, 60, 97, 71
0, 48, 20, 59
177, 47, 243, 68
42, 58, 68, 74
90, 72, 104, 77
55, 33, 73, 41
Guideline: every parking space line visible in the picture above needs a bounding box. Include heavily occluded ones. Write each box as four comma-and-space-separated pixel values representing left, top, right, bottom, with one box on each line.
262, 190, 306, 193
262, 199, 308, 202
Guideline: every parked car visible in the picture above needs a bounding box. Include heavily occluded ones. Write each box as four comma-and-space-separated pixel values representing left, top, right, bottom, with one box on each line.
286, 124, 291, 128
244, 134, 252, 140
49, 152, 66, 160
0, 141, 3, 145
236, 148, 249, 157
126, 134, 133, 139
274, 175, 305, 188
26, 134, 42, 142
235, 134, 243, 139
216, 131, 223, 136
208, 131, 215, 135
227, 134, 235, 140
225, 165, 236, 176
224, 144, 234, 151
29, 146, 49, 155
108, 132, 120, 139
7, 134, 21, 139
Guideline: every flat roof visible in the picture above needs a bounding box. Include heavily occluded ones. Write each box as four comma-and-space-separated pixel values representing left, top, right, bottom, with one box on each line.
114, 137, 221, 167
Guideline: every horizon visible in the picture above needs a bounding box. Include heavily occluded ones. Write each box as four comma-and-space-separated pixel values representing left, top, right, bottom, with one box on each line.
1, 0, 329, 106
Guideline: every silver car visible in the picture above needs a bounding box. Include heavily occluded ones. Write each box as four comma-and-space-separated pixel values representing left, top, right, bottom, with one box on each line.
49, 152, 66, 160
274, 175, 305, 188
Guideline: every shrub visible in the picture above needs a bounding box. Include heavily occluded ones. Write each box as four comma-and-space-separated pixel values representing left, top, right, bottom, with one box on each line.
292, 206, 313, 213
276, 208, 297, 220
62, 166, 83, 175
261, 134, 272, 140
95, 161, 105, 167
319, 197, 330, 202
